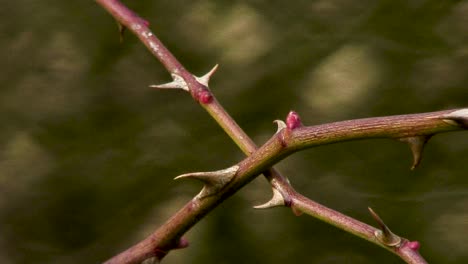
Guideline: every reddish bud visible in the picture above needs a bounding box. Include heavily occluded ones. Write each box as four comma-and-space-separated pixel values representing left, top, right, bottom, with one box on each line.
291, 206, 303, 216
286, 111, 302, 130
142, 19, 150, 27
176, 237, 189, 249
407, 241, 420, 251
199, 90, 213, 104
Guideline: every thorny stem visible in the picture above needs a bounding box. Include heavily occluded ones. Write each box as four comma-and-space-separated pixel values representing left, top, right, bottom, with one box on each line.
95, 1, 467, 264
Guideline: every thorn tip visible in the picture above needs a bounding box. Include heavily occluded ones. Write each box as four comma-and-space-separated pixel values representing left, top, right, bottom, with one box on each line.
195, 64, 219, 87
399, 136, 431, 170
174, 165, 239, 198
150, 73, 189, 91
273, 120, 287, 133
368, 207, 401, 247
253, 188, 285, 209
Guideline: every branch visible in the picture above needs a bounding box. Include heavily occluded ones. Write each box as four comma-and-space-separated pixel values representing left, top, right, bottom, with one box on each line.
171, 109, 465, 264
94, 1, 468, 263
105, 105, 466, 264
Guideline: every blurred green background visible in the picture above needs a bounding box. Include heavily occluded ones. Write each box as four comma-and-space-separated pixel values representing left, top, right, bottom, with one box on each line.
1, 1, 467, 263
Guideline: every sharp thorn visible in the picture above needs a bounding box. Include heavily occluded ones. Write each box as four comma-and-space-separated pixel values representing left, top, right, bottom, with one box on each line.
273, 120, 287, 134
368, 207, 401, 247
398, 136, 431, 170
194, 64, 219, 87
149, 81, 185, 90
117, 22, 126, 43
368, 207, 386, 231
174, 165, 239, 198
150, 74, 189, 91
174, 165, 239, 184
253, 188, 285, 209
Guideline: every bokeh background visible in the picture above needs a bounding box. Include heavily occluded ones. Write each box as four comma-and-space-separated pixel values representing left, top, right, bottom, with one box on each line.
1, 1, 468, 263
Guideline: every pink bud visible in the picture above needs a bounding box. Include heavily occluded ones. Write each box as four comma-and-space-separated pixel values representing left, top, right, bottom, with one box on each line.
291, 206, 303, 216
142, 19, 150, 27
286, 111, 302, 130
407, 241, 420, 251
199, 90, 213, 104
176, 237, 189, 249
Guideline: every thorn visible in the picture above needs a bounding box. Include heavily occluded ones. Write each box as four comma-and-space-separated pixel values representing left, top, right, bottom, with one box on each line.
174, 165, 239, 198
194, 64, 219, 87
273, 120, 287, 133
368, 207, 402, 247
441, 108, 468, 128
253, 188, 285, 209
116, 21, 126, 43
286, 111, 303, 130
398, 136, 431, 170
150, 73, 189, 91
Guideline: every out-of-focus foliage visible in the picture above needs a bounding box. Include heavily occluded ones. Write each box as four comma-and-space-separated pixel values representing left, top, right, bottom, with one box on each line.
1, 1, 467, 263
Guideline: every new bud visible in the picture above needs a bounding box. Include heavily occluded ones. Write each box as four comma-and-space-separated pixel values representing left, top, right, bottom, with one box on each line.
286, 111, 302, 130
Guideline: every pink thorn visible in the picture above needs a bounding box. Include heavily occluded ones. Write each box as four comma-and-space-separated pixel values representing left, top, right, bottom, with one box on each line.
286, 111, 302, 130
407, 241, 420, 251
142, 19, 150, 27
199, 90, 213, 104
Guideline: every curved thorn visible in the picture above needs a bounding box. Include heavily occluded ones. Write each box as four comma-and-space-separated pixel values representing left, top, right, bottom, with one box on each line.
441, 108, 468, 128
194, 64, 219, 87
399, 136, 431, 170
150, 73, 189, 91
368, 207, 402, 247
174, 165, 238, 184
273, 120, 287, 134
253, 188, 285, 209
174, 165, 239, 198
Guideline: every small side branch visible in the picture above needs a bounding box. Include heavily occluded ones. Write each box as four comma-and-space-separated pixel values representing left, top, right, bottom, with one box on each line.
234, 109, 467, 180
